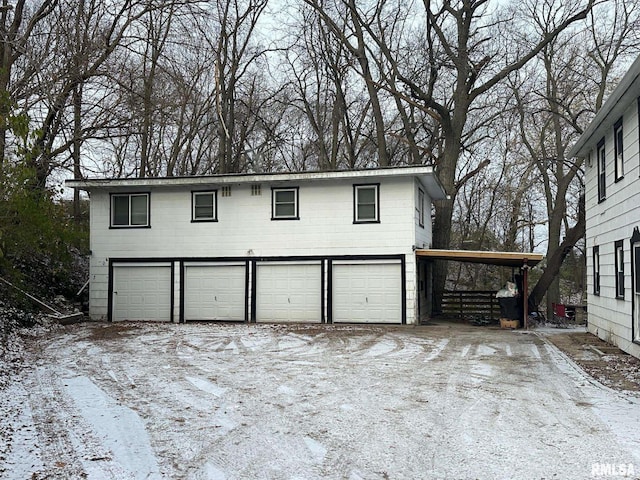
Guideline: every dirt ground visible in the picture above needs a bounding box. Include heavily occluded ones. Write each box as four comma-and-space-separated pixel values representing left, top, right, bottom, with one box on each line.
541, 327, 640, 392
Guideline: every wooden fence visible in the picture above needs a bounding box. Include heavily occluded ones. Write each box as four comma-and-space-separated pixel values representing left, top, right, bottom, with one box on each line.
441, 290, 500, 321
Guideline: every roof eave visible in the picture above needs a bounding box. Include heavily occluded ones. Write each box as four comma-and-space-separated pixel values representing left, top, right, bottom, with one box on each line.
65, 165, 446, 195
568, 54, 640, 159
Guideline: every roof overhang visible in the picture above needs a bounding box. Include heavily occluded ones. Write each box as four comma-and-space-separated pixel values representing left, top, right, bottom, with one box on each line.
415, 249, 543, 268
65, 165, 447, 201
568, 54, 640, 159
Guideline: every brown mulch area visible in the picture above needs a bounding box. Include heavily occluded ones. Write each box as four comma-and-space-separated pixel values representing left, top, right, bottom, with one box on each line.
546, 331, 640, 392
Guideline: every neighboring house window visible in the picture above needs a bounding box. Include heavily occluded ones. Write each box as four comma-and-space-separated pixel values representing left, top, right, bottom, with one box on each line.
272, 187, 299, 220
635, 245, 640, 295
615, 240, 624, 299
593, 246, 600, 296
192, 191, 217, 222
614, 118, 624, 181
418, 188, 425, 228
597, 139, 606, 202
221, 186, 231, 197
251, 184, 261, 196
353, 184, 380, 223
111, 193, 149, 227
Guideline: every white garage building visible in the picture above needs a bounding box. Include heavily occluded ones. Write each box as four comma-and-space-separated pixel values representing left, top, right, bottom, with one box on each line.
67, 166, 445, 325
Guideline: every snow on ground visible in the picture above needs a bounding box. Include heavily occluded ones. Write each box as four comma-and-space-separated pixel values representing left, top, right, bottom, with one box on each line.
1, 321, 639, 479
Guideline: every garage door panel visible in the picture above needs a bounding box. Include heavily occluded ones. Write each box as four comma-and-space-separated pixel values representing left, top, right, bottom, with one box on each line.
257, 263, 321, 323
185, 265, 245, 321
332, 263, 401, 324
113, 265, 172, 322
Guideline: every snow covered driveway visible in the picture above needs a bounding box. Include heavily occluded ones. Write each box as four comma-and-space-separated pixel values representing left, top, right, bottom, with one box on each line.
1, 322, 639, 479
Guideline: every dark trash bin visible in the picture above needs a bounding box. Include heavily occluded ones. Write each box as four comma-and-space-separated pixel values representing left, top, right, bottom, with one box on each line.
499, 297, 519, 320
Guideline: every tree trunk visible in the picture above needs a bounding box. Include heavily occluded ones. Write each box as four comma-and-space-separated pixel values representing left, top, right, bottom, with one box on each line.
529, 195, 585, 309
431, 196, 454, 313
72, 83, 82, 221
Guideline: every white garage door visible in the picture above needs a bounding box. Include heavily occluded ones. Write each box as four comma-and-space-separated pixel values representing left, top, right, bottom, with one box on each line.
184, 264, 245, 321
332, 262, 402, 324
112, 264, 172, 322
256, 263, 321, 323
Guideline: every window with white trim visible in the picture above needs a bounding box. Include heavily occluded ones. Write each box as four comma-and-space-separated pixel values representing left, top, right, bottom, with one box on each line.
111, 193, 149, 227
272, 187, 299, 220
615, 240, 624, 299
614, 118, 624, 182
192, 191, 217, 221
354, 184, 379, 223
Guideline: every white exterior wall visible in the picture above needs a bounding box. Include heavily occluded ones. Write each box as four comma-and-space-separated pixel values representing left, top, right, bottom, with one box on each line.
88, 176, 433, 324
414, 180, 432, 320
585, 98, 640, 358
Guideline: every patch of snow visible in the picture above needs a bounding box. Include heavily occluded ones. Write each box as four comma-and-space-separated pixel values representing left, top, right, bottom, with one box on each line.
185, 376, 227, 397
64, 375, 161, 479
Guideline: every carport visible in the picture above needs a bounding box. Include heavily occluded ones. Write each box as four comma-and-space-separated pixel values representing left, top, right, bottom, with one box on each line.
415, 249, 544, 328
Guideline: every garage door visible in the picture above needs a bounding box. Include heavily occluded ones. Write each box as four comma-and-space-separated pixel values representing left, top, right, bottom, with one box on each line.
184, 264, 246, 321
256, 263, 321, 323
112, 264, 172, 321
332, 262, 402, 324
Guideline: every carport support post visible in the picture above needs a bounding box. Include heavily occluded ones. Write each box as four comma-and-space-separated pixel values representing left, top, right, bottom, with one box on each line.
523, 261, 529, 329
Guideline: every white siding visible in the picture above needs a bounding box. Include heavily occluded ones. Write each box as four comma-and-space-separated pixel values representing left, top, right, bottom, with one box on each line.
585, 96, 640, 359
413, 180, 433, 323
89, 178, 416, 258
87, 176, 424, 324
414, 179, 433, 249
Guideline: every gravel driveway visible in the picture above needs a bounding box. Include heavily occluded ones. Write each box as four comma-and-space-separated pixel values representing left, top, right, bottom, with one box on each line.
1, 321, 639, 479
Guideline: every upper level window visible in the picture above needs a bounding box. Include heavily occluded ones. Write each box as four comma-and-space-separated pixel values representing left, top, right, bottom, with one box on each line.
354, 184, 379, 223
192, 191, 217, 222
418, 188, 425, 228
272, 187, 299, 220
615, 240, 625, 299
111, 193, 149, 227
593, 246, 600, 296
597, 139, 606, 203
614, 118, 624, 182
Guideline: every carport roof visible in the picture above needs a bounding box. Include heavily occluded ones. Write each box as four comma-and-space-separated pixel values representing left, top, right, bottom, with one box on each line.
415, 249, 543, 268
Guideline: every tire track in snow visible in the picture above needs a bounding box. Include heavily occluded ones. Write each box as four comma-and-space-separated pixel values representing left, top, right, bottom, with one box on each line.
423, 338, 449, 362
24, 366, 139, 479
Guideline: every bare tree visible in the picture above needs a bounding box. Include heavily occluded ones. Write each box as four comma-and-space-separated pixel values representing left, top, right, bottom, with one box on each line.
304, 0, 593, 312
515, 0, 640, 313
195, 0, 269, 174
